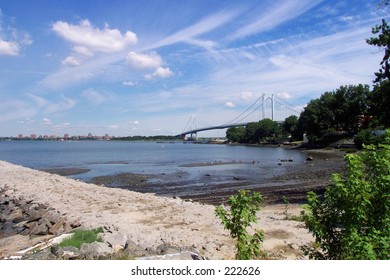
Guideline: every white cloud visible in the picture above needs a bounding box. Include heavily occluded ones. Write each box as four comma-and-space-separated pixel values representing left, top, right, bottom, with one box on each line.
127, 51, 174, 80
82, 88, 114, 104
43, 118, 52, 125
122, 81, 137, 86
0, 11, 32, 56
276, 92, 293, 100
152, 67, 174, 78
225, 101, 235, 108
231, 0, 323, 40
127, 51, 162, 69
52, 19, 137, 53
62, 56, 81, 66
129, 120, 140, 125
0, 99, 37, 122
73, 45, 94, 57
44, 95, 77, 114
239, 91, 254, 101
151, 9, 240, 49
0, 39, 20, 56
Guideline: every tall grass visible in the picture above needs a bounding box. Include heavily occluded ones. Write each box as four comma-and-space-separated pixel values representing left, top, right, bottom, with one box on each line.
58, 228, 103, 249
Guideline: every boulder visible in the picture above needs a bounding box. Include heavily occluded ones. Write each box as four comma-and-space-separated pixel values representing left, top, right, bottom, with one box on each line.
156, 244, 181, 255
27, 209, 45, 222
123, 240, 149, 258
9, 209, 25, 223
22, 250, 58, 260
29, 222, 49, 235
54, 246, 81, 260
48, 218, 67, 235
44, 211, 61, 225
306, 156, 314, 161
80, 242, 112, 259
101, 232, 128, 248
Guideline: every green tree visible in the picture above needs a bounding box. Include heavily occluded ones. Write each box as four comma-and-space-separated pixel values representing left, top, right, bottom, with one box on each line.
244, 119, 280, 143
370, 81, 390, 127
257, 118, 280, 141
367, 18, 390, 83
215, 190, 264, 260
366, 7, 390, 127
302, 131, 390, 259
226, 126, 246, 143
297, 85, 371, 143
283, 115, 299, 140
245, 122, 261, 143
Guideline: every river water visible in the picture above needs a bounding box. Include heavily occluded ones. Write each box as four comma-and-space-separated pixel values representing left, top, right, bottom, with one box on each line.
0, 140, 308, 200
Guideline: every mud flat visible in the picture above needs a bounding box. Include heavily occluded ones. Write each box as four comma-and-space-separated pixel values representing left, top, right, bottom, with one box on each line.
85, 148, 347, 205
0, 160, 322, 260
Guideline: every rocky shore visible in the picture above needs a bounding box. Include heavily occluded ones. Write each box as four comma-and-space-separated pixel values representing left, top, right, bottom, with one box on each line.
0, 150, 346, 260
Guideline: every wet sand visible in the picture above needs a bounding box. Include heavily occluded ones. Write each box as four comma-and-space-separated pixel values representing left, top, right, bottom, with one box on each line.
85, 148, 347, 205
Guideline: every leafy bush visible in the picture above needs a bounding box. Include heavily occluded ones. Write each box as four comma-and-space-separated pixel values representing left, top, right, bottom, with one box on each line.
215, 190, 264, 260
302, 132, 390, 259
354, 129, 379, 149
58, 228, 104, 249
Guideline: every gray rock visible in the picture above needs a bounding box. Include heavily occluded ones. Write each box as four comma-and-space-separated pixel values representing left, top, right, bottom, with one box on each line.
27, 209, 44, 222
48, 217, 67, 235
101, 232, 128, 248
0, 196, 10, 205
1, 221, 18, 236
9, 209, 25, 223
156, 244, 181, 255
80, 242, 112, 259
44, 211, 61, 225
306, 156, 314, 161
55, 246, 81, 260
123, 241, 149, 258
138, 251, 205, 260
29, 222, 49, 235
23, 250, 58, 260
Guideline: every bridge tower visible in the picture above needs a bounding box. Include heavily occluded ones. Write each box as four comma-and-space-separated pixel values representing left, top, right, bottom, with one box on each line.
260, 93, 275, 121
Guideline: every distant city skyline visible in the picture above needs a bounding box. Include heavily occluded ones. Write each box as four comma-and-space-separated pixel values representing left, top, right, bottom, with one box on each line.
0, 0, 388, 137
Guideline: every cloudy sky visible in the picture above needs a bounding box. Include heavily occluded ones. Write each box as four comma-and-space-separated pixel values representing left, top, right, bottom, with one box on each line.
0, 0, 388, 137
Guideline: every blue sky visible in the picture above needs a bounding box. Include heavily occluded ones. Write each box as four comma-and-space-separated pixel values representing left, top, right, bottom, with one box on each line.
0, 0, 388, 137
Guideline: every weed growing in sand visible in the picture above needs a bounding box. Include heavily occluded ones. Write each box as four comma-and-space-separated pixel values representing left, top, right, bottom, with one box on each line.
282, 196, 290, 220
302, 132, 390, 259
216, 190, 265, 260
58, 227, 104, 249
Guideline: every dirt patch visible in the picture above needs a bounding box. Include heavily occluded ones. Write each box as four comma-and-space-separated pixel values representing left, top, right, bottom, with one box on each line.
265, 229, 293, 239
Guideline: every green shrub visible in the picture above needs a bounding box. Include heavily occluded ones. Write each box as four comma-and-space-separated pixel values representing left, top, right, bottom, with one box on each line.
215, 190, 264, 260
58, 228, 104, 249
302, 131, 390, 259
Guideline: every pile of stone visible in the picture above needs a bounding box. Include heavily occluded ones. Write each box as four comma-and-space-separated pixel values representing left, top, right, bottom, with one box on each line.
0, 187, 80, 239
21, 230, 206, 260
1, 186, 206, 260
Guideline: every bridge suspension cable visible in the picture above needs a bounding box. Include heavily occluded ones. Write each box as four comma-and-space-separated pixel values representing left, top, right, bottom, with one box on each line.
178, 93, 303, 137
222, 95, 264, 126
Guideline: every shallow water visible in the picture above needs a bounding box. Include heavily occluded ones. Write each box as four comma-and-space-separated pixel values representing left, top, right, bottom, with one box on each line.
0, 140, 307, 197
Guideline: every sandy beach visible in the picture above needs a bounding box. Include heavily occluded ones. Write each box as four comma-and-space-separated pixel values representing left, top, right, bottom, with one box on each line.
0, 150, 346, 259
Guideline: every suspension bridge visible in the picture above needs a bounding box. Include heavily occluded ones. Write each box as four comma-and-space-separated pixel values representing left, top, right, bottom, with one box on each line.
175, 93, 302, 139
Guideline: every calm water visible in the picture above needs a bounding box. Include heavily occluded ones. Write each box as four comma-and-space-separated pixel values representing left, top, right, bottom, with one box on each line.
0, 141, 307, 197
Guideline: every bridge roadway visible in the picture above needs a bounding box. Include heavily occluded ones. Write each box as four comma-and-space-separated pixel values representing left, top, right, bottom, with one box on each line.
175, 122, 248, 139
175, 120, 285, 139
